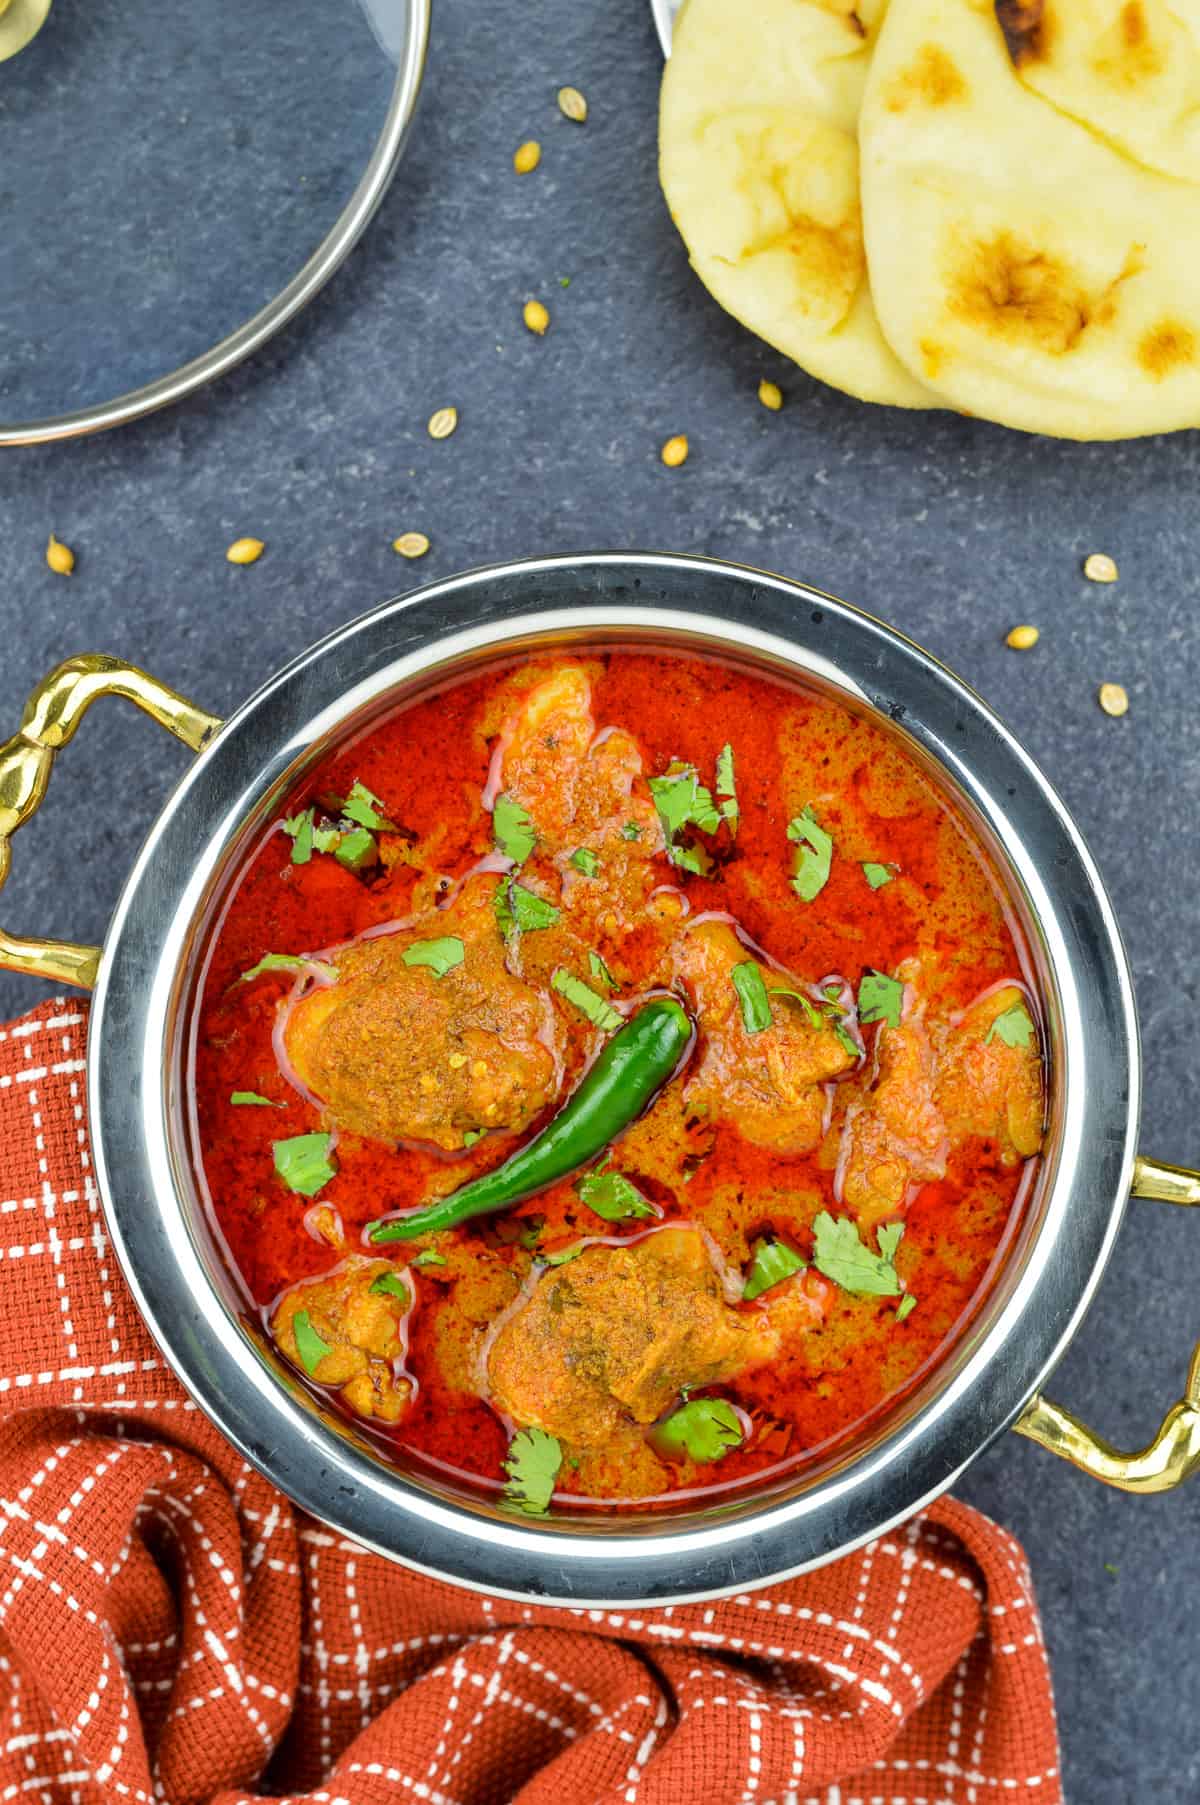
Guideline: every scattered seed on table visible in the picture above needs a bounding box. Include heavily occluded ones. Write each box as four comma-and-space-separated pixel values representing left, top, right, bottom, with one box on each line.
428, 407, 458, 440
226, 537, 265, 566
758, 379, 783, 412
661, 434, 689, 468
513, 140, 541, 174
523, 299, 550, 336
1006, 625, 1039, 651
45, 532, 75, 575
1084, 552, 1118, 584
1098, 682, 1129, 717
393, 533, 430, 560
557, 85, 588, 122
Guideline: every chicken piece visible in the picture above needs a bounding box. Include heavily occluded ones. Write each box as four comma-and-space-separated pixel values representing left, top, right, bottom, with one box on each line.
283, 876, 559, 1149
486, 1226, 776, 1446
493, 669, 663, 915
672, 920, 855, 1154
272, 1253, 412, 1424
838, 1005, 948, 1228
935, 985, 1044, 1161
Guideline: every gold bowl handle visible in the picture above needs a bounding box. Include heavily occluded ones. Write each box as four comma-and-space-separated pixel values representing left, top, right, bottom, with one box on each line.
1013, 1155, 1200, 1493
0, 655, 222, 989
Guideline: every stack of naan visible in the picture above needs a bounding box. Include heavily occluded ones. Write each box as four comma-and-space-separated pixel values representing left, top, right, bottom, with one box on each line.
659, 0, 1200, 438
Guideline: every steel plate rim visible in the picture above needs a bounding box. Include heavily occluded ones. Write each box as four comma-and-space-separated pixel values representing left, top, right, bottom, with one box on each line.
87, 550, 1139, 1604
0, 0, 431, 448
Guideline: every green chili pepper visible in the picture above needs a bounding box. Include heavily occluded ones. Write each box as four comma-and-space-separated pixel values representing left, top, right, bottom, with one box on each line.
367, 996, 693, 1242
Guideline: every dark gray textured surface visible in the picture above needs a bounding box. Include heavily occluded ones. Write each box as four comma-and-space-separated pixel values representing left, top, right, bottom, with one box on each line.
1, 3, 1197, 1798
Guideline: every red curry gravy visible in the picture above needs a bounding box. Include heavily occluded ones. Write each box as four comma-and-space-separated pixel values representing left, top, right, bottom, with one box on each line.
190, 648, 1044, 1510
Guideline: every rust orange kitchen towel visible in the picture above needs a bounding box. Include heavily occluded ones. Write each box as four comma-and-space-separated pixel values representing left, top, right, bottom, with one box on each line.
0, 999, 1061, 1805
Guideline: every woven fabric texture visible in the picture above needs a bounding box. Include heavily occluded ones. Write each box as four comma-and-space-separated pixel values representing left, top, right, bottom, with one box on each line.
0, 999, 1061, 1804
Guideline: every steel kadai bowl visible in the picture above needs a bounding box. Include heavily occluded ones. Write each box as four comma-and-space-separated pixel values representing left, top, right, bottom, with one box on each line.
1, 552, 1197, 1606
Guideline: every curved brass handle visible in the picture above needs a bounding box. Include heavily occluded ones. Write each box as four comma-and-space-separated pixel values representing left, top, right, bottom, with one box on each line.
0, 655, 222, 989
1013, 1154, 1200, 1493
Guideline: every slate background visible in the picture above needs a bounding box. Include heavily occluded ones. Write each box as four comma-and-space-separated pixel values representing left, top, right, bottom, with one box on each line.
2, 3, 1197, 1798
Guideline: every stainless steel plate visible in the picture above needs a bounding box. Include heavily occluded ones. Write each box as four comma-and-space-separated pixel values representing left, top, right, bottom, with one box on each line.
0, 0, 429, 445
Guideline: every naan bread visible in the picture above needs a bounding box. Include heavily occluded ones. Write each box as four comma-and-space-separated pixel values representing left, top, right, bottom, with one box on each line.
659, 0, 941, 409
859, 0, 1200, 438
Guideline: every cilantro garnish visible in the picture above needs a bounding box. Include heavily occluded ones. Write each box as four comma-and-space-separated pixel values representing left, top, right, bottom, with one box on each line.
588, 949, 619, 991
410, 1249, 447, 1270
986, 1002, 1035, 1048
862, 862, 896, 890
493, 792, 536, 864
369, 1271, 409, 1301
787, 807, 833, 902
654, 1397, 743, 1464
495, 881, 561, 937
273, 1132, 337, 1198
577, 1164, 657, 1221
284, 809, 314, 864
341, 781, 395, 831
742, 1237, 806, 1302
858, 970, 904, 1029
570, 848, 599, 877
895, 1293, 917, 1323
621, 821, 641, 841
769, 984, 822, 1028
240, 951, 338, 984
402, 936, 465, 978
731, 961, 772, 1034
811, 1211, 903, 1297
715, 743, 738, 834
541, 1243, 585, 1267
230, 1090, 278, 1107
292, 1309, 332, 1376
649, 764, 720, 873
551, 968, 623, 1032
462, 1128, 485, 1147
501, 1426, 562, 1515
333, 826, 378, 872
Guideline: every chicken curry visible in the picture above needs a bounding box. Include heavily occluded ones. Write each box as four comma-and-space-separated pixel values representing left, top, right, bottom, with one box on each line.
191, 648, 1045, 1514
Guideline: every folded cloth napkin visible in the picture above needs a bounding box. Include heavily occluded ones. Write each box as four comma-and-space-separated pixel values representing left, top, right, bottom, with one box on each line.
0, 999, 1061, 1805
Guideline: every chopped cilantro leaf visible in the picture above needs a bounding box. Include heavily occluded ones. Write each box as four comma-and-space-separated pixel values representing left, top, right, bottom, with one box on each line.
1104, 1562, 1119, 1576
769, 985, 822, 1029
833, 1021, 861, 1060
402, 936, 465, 978
731, 961, 772, 1034
986, 1002, 1036, 1048
493, 792, 536, 864
273, 1132, 337, 1198
650, 764, 720, 872
621, 821, 641, 841
334, 826, 378, 872
292, 1309, 332, 1376
862, 861, 896, 890
541, 1243, 585, 1267
858, 970, 904, 1029
284, 809, 314, 864
551, 968, 623, 1032
743, 1237, 806, 1302
495, 880, 560, 937
654, 1397, 743, 1464
462, 1128, 485, 1147
895, 1293, 917, 1323
788, 807, 833, 902
588, 949, 619, 991
240, 952, 338, 984
577, 1164, 657, 1221
668, 841, 712, 876
230, 1090, 277, 1107
570, 847, 600, 877
812, 1211, 903, 1297
342, 781, 396, 831
502, 1426, 562, 1515
715, 742, 739, 834
410, 1250, 447, 1270
369, 1271, 409, 1301
877, 1222, 904, 1261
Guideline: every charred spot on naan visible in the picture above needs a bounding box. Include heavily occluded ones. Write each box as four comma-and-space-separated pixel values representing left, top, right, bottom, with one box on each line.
1137, 320, 1198, 379
995, 0, 1052, 65
946, 232, 1142, 355
884, 44, 969, 110
1091, 1, 1164, 88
